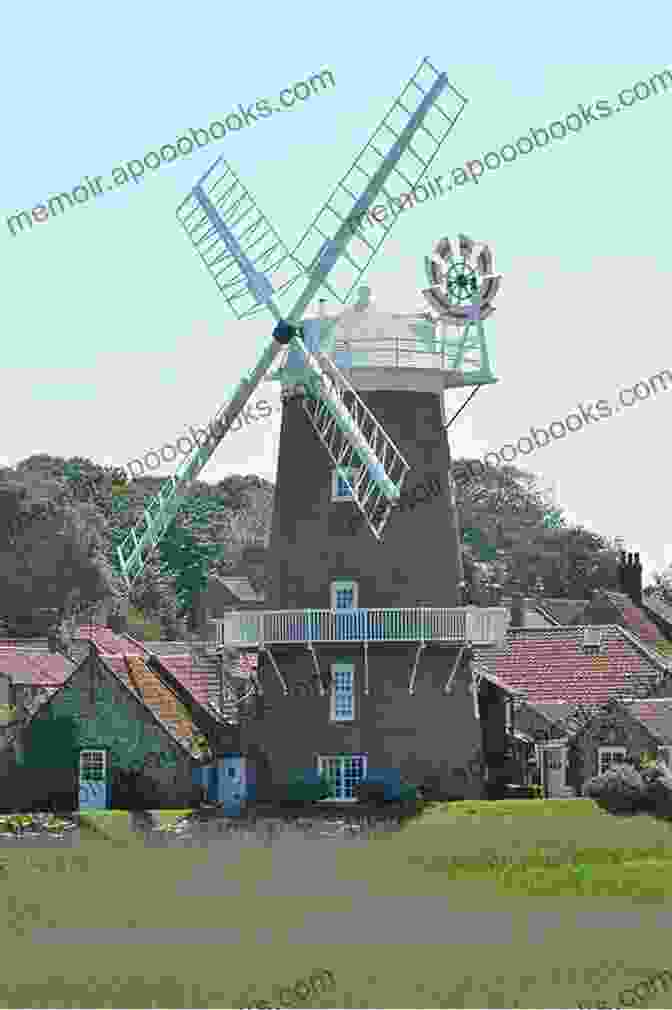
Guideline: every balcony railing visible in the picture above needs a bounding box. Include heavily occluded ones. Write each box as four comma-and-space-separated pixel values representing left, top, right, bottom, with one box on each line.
333, 335, 468, 373
208, 607, 507, 649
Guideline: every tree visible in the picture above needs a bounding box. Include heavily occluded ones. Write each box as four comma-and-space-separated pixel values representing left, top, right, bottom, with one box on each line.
0, 468, 112, 631
158, 525, 222, 630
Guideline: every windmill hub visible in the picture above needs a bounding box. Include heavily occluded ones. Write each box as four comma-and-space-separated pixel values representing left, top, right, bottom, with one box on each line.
445, 262, 479, 302
272, 320, 299, 345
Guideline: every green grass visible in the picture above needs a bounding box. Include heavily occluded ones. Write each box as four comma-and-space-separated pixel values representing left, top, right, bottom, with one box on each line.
1, 800, 672, 1007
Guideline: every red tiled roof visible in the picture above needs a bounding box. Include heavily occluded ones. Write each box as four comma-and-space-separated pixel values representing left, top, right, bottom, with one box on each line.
603, 592, 663, 647
0, 646, 76, 686
472, 625, 669, 707
74, 626, 211, 706
627, 697, 672, 743
142, 650, 210, 706
75, 625, 145, 656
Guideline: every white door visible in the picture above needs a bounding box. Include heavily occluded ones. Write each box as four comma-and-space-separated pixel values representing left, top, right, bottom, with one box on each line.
79, 749, 108, 809
542, 745, 567, 798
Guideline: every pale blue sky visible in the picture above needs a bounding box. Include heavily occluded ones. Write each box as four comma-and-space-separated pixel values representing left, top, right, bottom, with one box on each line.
1, 0, 670, 585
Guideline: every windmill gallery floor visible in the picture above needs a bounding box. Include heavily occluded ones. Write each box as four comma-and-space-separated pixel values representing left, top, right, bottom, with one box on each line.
5, 802, 672, 1008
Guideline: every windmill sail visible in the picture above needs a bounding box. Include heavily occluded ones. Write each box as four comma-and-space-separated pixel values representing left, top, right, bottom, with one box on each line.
289, 57, 467, 309
176, 158, 306, 321
116, 57, 467, 586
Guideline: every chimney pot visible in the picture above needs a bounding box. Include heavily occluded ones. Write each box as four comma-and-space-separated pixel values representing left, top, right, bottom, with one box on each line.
510, 592, 524, 629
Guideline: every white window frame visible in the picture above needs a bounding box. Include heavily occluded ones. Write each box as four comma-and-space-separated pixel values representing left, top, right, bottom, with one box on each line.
330, 662, 355, 722
317, 754, 367, 801
79, 749, 107, 782
330, 580, 358, 610
331, 467, 362, 502
597, 746, 626, 776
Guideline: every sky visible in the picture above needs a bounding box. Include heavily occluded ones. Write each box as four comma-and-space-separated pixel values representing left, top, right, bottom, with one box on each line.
1, 0, 670, 587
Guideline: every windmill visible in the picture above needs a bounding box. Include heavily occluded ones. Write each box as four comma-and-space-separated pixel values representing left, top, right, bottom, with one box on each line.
115, 56, 469, 587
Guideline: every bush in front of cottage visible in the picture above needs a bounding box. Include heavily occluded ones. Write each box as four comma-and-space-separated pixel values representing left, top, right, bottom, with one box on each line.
354, 773, 423, 809
275, 772, 332, 806
630, 754, 672, 819
582, 762, 646, 815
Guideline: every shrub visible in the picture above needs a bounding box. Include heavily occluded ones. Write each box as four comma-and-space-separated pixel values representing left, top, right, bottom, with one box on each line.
354, 777, 423, 809
276, 773, 332, 805
638, 760, 672, 819
353, 781, 388, 806
582, 762, 646, 815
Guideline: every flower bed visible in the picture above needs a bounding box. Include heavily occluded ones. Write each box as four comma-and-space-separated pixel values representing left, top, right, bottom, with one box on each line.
0, 813, 78, 840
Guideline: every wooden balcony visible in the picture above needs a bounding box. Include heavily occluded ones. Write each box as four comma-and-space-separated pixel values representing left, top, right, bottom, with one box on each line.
207, 607, 508, 650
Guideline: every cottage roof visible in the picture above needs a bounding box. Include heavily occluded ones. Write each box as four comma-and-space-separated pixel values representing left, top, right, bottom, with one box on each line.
76, 626, 225, 712
626, 697, 672, 745
535, 599, 590, 625
0, 642, 77, 686
586, 592, 664, 649
641, 593, 672, 633
0, 624, 240, 726
19, 645, 220, 760
210, 574, 265, 604
472, 625, 670, 706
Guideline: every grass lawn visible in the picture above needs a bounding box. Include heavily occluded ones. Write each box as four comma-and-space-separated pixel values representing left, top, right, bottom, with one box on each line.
1, 800, 672, 1007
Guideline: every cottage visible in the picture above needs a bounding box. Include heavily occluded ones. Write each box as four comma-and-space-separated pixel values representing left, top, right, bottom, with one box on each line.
473, 624, 672, 797
567, 697, 672, 789
0, 628, 253, 812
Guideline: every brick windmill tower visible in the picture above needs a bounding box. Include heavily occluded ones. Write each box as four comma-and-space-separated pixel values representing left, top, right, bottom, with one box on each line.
239, 241, 508, 802
117, 58, 510, 802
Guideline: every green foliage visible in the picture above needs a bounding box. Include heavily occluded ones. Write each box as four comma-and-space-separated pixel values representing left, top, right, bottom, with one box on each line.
158, 524, 220, 616
454, 460, 617, 598
277, 773, 332, 804
583, 763, 646, 814
126, 606, 162, 641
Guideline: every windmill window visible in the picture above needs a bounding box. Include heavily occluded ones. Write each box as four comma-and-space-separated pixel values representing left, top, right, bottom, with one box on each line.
318, 754, 366, 800
331, 580, 358, 610
330, 664, 355, 721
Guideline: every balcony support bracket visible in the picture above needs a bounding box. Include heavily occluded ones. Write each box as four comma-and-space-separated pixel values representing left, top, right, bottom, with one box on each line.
471, 668, 483, 720
306, 642, 326, 696
408, 640, 427, 696
443, 644, 467, 696
261, 646, 288, 696
363, 640, 370, 695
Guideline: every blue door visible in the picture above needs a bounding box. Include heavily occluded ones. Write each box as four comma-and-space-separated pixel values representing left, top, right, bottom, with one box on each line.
220, 756, 244, 815
78, 749, 109, 809
207, 764, 219, 803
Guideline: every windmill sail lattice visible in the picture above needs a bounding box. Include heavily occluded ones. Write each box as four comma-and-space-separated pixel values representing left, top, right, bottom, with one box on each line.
176, 159, 306, 321
290, 58, 468, 309
116, 57, 468, 586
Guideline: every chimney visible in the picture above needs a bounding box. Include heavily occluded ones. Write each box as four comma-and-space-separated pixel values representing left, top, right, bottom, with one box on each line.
618, 551, 628, 593
510, 593, 525, 629
632, 552, 643, 606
